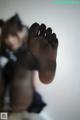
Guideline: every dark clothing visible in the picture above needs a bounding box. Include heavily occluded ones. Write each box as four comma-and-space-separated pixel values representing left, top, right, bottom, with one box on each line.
27, 91, 46, 113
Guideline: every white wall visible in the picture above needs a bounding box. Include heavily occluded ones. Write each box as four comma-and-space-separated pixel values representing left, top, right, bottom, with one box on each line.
0, 0, 80, 120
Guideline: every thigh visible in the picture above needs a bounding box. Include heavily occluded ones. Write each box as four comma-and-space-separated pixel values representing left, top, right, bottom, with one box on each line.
10, 67, 34, 112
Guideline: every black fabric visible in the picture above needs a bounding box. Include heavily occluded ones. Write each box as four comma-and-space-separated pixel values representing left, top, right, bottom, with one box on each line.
27, 91, 46, 113
3, 60, 16, 83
